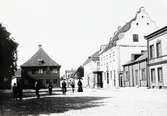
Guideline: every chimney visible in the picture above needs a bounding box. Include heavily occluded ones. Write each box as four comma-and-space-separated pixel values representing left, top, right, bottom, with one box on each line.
38, 44, 42, 48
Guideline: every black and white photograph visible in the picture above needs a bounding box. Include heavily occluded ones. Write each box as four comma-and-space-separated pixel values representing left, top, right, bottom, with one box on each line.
0, 0, 167, 116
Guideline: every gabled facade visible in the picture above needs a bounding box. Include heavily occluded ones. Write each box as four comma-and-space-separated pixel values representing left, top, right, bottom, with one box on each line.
82, 50, 103, 88
21, 45, 61, 89
145, 26, 167, 88
100, 7, 157, 88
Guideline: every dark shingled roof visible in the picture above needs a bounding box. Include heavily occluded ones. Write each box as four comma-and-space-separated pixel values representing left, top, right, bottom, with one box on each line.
100, 7, 144, 55
83, 50, 100, 66
21, 46, 60, 67
123, 52, 147, 66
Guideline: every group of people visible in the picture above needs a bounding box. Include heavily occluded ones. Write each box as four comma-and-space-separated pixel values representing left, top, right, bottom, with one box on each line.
61, 79, 83, 95
12, 79, 83, 99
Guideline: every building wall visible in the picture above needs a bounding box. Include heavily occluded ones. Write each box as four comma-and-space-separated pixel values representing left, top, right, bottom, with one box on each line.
148, 31, 167, 88
21, 67, 60, 89
100, 47, 118, 88
149, 63, 167, 87
123, 60, 147, 87
83, 60, 99, 88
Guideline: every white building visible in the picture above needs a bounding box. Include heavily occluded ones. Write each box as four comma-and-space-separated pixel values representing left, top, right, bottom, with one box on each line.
82, 50, 103, 88
100, 7, 157, 88
145, 26, 167, 88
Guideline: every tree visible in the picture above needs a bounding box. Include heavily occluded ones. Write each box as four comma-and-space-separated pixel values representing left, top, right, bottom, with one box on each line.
0, 23, 18, 88
76, 66, 84, 79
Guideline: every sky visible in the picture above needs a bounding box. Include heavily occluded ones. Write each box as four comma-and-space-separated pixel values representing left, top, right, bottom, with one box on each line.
0, 0, 167, 76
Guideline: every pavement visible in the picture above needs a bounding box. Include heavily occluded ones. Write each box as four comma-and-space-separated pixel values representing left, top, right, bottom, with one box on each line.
0, 87, 167, 116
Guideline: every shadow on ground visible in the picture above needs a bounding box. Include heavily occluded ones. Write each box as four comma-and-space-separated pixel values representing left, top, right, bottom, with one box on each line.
0, 91, 109, 116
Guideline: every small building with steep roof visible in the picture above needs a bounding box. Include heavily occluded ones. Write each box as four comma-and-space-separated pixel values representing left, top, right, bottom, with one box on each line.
21, 45, 61, 89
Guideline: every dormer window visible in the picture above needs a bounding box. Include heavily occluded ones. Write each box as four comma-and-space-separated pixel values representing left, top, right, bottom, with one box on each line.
133, 34, 139, 42
38, 58, 45, 64
142, 16, 144, 18
136, 23, 139, 26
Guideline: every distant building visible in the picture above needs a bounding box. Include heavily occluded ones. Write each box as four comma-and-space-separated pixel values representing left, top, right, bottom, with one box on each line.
21, 45, 61, 89
82, 50, 103, 88
123, 51, 147, 87
145, 26, 167, 88
99, 7, 157, 88
65, 69, 77, 87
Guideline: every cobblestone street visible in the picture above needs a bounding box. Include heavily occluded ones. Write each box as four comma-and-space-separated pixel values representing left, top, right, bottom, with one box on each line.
0, 88, 167, 116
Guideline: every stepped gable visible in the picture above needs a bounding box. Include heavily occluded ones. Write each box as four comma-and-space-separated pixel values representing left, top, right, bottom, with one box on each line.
101, 7, 144, 54
21, 45, 60, 67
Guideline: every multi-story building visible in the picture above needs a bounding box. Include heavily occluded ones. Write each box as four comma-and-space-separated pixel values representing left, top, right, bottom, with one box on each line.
21, 45, 61, 89
99, 7, 157, 88
145, 26, 167, 88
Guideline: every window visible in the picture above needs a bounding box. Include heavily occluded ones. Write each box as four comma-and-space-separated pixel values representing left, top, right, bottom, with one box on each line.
141, 68, 146, 80
39, 69, 43, 74
133, 34, 139, 42
110, 71, 112, 79
107, 72, 109, 84
126, 71, 129, 81
151, 69, 155, 82
158, 67, 163, 82
156, 41, 161, 57
135, 70, 138, 85
52, 69, 58, 74
150, 45, 155, 59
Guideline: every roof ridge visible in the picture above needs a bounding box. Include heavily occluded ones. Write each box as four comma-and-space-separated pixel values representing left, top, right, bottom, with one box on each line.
21, 46, 60, 67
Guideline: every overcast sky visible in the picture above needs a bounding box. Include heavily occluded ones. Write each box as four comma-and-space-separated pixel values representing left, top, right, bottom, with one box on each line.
0, 0, 167, 76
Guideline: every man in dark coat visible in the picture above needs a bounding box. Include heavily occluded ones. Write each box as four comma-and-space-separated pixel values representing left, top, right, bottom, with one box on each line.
70, 81, 75, 93
62, 80, 67, 94
48, 83, 53, 95
12, 83, 17, 100
35, 81, 40, 98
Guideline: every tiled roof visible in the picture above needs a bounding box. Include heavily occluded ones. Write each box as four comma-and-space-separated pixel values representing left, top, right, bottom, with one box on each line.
83, 50, 100, 66
123, 52, 147, 66
21, 46, 60, 67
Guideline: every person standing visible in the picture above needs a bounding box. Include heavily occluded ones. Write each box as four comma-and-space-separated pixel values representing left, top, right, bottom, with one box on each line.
35, 81, 40, 98
62, 80, 67, 95
77, 79, 83, 92
17, 80, 23, 100
48, 83, 53, 95
70, 81, 75, 93
12, 83, 17, 100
